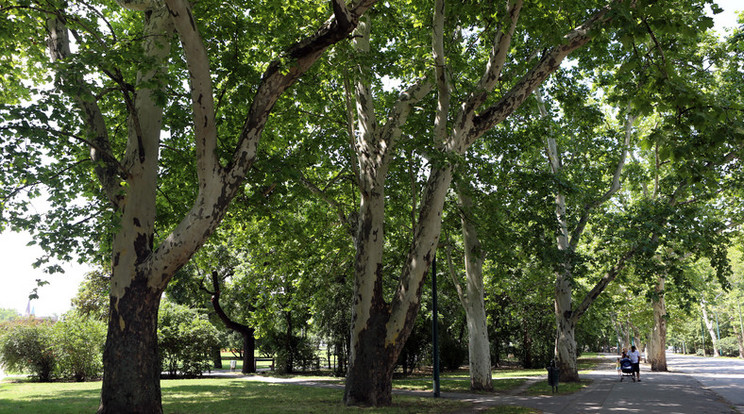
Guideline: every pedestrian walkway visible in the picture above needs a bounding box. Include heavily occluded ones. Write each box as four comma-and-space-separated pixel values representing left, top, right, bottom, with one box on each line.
437, 355, 739, 413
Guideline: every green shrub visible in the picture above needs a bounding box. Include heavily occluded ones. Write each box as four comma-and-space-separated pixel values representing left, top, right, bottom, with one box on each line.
0, 320, 56, 381
53, 312, 106, 381
158, 300, 221, 377
717, 336, 743, 357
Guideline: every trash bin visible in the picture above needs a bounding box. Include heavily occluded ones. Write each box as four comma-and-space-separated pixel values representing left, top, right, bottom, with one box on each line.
546, 361, 560, 393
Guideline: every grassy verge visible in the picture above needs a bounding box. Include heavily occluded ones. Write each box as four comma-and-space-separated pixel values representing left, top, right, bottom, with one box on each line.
524, 379, 591, 396
392, 376, 527, 393
0, 378, 477, 414
0, 354, 608, 413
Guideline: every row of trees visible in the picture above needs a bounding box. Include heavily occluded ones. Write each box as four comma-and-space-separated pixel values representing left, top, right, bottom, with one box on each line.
1, 0, 742, 411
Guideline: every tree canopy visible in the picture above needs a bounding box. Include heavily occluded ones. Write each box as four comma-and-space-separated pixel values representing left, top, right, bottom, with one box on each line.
1, 0, 743, 411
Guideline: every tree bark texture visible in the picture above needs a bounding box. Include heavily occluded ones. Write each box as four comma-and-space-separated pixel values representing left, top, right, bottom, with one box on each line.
344, 14, 444, 405
650, 277, 668, 371
455, 186, 493, 391
99, 280, 162, 414
701, 302, 720, 357
554, 273, 579, 382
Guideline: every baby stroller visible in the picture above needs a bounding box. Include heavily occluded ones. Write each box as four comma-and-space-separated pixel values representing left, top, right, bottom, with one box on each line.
620, 357, 635, 382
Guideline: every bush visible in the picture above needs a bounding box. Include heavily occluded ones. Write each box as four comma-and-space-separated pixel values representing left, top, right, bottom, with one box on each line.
718, 336, 742, 357
158, 300, 221, 378
0, 321, 56, 381
52, 312, 106, 381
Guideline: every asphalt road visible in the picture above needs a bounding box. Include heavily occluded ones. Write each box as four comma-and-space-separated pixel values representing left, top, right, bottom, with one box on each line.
667, 352, 744, 412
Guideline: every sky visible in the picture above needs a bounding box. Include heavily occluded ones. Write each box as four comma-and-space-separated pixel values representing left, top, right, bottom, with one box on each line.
0, 2, 741, 318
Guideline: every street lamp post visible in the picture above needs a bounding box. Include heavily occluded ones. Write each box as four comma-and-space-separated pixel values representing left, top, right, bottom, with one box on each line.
432, 255, 440, 398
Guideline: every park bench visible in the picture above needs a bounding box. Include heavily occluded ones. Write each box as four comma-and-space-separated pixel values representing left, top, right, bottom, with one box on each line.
255, 357, 275, 371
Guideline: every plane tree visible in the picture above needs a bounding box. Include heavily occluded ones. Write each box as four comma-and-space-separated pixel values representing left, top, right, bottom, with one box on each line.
0, 0, 376, 411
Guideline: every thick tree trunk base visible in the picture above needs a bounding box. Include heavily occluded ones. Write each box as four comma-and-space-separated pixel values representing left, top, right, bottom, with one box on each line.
98, 281, 162, 414
344, 309, 398, 407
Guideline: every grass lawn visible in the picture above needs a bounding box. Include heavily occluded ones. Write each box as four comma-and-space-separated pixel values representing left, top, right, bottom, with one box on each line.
525, 379, 592, 396
392, 372, 527, 393
0, 378, 476, 414
0, 355, 605, 413
0, 377, 548, 413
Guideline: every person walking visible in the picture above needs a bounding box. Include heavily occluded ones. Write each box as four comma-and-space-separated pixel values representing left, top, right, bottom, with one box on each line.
628, 345, 641, 382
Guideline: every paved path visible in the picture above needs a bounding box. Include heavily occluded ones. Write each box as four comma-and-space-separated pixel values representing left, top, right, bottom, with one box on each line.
448, 353, 738, 413
666, 353, 744, 413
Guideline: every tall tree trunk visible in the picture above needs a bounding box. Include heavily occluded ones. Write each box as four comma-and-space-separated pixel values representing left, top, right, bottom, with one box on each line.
554, 272, 579, 381
650, 276, 668, 371
242, 332, 256, 373
446, 184, 493, 391
344, 163, 454, 406
538, 87, 636, 382
462, 263, 493, 391
99, 280, 162, 414
701, 302, 720, 357
343, 12, 444, 405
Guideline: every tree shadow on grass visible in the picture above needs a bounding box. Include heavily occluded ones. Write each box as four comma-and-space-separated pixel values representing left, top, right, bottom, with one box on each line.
161, 380, 471, 413
0, 387, 100, 414
0, 378, 474, 414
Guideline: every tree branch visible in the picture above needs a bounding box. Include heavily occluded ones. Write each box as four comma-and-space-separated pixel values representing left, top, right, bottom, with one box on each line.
45, 11, 124, 208
164, 0, 221, 187
451, 0, 522, 152
467, 0, 619, 148
569, 110, 636, 251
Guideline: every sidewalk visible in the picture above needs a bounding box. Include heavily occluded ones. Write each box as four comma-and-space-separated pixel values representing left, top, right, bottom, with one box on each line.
438, 356, 739, 413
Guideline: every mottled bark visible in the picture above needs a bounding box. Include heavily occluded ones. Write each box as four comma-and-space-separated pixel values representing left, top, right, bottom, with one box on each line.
649, 277, 668, 371
445, 185, 493, 391
344, 14, 439, 406
701, 302, 720, 357
554, 272, 579, 382
99, 280, 162, 414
